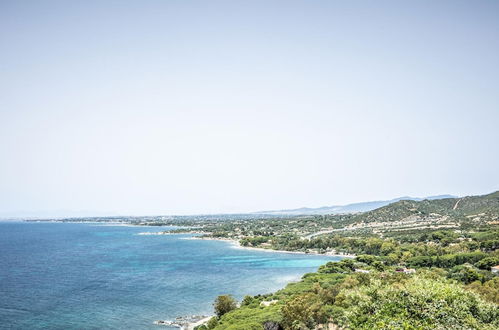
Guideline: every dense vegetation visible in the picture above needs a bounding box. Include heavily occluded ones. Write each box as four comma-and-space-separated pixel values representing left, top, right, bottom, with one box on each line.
196, 258, 499, 330
191, 192, 499, 329
194, 231, 499, 330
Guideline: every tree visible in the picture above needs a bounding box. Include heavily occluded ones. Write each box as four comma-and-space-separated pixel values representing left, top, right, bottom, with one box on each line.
467, 277, 499, 304
380, 241, 397, 255
371, 260, 386, 271
281, 293, 322, 329
475, 256, 499, 270
356, 254, 376, 265
448, 264, 482, 284
213, 295, 237, 318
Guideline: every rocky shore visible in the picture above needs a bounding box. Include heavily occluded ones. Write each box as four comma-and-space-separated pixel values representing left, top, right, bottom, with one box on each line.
154, 315, 212, 329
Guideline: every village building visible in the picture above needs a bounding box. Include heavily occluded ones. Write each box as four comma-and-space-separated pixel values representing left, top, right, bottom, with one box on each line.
396, 267, 416, 274
354, 269, 370, 273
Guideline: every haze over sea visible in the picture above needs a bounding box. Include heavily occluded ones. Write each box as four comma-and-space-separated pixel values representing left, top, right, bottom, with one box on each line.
0, 222, 341, 329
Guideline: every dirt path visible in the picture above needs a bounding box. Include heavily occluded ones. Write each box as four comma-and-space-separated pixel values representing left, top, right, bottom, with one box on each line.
452, 199, 462, 210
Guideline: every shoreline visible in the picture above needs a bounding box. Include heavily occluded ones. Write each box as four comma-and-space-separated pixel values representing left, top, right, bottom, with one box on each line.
184, 235, 356, 258
154, 315, 213, 330
159, 236, 354, 328
185, 316, 213, 330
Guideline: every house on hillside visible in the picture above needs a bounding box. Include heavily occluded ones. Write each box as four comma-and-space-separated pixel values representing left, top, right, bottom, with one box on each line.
354, 269, 370, 273
396, 267, 416, 274
492, 265, 499, 274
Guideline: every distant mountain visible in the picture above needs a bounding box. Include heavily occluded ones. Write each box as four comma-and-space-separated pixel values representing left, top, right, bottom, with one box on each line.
255, 195, 457, 215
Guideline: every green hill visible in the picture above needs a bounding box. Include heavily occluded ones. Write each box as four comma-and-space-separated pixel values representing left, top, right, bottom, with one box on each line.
350, 191, 499, 230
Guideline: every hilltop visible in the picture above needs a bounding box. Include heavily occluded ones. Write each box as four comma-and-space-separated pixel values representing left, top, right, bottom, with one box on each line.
342, 191, 499, 236
254, 195, 456, 215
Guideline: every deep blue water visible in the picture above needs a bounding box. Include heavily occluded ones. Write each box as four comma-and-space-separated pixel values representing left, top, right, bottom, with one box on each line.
0, 222, 342, 329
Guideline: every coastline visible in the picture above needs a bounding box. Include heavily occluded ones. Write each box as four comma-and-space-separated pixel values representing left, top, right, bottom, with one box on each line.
185, 316, 213, 330
154, 315, 213, 330
160, 236, 353, 329
184, 235, 356, 258
162, 236, 353, 328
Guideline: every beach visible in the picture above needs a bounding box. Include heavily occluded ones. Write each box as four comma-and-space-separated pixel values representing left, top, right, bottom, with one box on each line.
184, 235, 356, 258
185, 316, 213, 330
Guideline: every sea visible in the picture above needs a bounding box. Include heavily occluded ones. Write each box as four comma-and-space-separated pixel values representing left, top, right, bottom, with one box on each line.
0, 222, 342, 329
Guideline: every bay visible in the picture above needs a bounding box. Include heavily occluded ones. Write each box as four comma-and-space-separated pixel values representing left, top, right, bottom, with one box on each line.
0, 222, 342, 329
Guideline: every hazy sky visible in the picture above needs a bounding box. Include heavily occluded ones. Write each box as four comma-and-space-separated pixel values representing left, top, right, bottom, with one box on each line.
1, 1, 498, 217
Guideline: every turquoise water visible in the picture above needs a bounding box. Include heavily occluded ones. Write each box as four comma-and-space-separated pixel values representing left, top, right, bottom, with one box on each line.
0, 222, 342, 329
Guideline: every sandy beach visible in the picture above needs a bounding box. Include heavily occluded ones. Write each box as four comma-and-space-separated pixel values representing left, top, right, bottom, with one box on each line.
184, 235, 356, 258
184, 316, 213, 330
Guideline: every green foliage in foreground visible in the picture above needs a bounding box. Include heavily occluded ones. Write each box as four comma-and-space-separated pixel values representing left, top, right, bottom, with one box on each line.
209, 262, 498, 330
335, 273, 498, 329
214, 304, 281, 330
467, 277, 499, 305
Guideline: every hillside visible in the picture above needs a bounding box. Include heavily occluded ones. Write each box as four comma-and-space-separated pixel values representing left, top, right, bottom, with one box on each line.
339, 191, 499, 235
255, 195, 456, 215
192, 192, 499, 330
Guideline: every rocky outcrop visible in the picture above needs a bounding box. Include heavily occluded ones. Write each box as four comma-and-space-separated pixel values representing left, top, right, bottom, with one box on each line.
263, 321, 283, 330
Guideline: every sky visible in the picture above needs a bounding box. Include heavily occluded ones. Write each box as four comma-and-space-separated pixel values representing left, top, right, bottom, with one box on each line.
1, 0, 498, 217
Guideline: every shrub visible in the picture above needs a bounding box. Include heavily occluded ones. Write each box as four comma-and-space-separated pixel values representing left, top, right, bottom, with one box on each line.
336, 272, 499, 329
214, 295, 238, 318
475, 256, 499, 270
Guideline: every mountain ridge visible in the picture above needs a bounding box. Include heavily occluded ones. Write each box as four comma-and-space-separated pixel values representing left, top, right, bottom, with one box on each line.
255, 194, 457, 215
